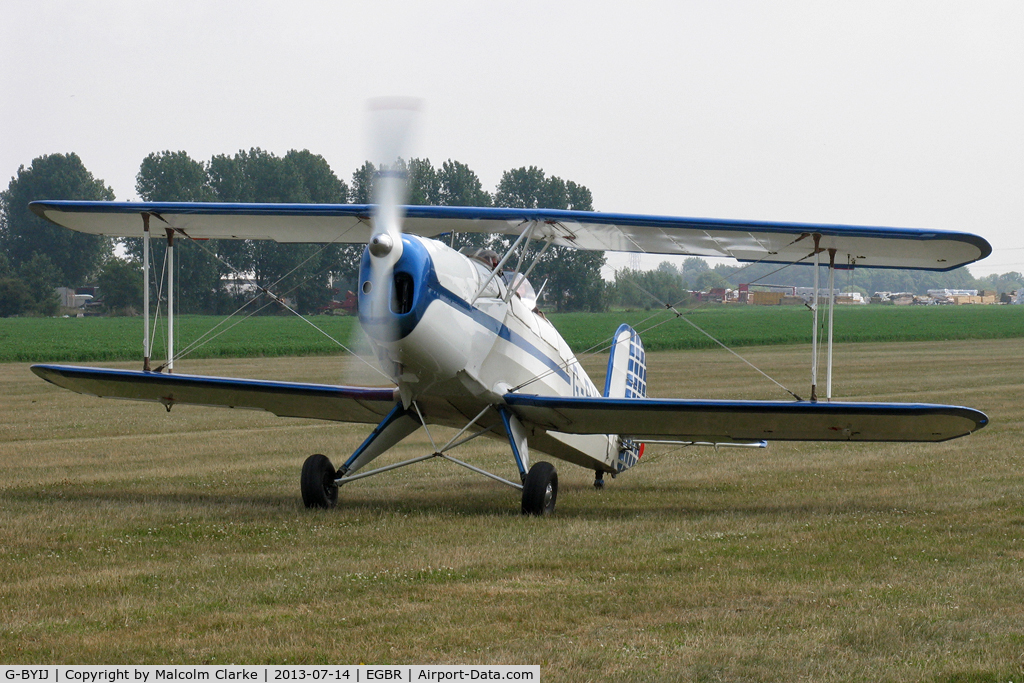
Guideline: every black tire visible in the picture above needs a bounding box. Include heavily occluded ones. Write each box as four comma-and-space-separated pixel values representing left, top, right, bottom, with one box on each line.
521, 461, 558, 516
301, 453, 338, 509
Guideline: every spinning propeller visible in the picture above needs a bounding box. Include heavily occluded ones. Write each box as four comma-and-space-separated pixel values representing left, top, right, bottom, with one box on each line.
358, 98, 422, 374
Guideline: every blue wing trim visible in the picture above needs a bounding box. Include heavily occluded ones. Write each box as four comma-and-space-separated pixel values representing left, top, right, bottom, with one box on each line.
503, 394, 988, 443
32, 364, 397, 424
29, 200, 991, 271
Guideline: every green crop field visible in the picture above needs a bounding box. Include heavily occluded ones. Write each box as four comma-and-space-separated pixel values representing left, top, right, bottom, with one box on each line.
556, 304, 1024, 353
2, 339, 1023, 679
1, 304, 1022, 364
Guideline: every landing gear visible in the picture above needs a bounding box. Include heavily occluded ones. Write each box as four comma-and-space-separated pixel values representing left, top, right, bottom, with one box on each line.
594, 470, 605, 489
522, 461, 558, 516
301, 453, 338, 509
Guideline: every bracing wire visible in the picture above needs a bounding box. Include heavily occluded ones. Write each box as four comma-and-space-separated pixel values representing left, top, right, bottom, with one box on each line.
620, 278, 805, 401
150, 234, 392, 382
148, 240, 168, 358
510, 238, 815, 397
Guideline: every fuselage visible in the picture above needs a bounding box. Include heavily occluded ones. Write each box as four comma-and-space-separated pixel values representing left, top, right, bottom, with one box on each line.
357, 235, 619, 471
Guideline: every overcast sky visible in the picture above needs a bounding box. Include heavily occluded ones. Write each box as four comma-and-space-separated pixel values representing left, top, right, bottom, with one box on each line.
2, 0, 1021, 276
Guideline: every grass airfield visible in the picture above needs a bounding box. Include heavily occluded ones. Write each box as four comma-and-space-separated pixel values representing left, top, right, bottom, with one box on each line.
1, 339, 1022, 680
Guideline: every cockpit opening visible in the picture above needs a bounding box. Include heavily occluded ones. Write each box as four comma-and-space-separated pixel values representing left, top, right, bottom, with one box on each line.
460, 246, 545, 314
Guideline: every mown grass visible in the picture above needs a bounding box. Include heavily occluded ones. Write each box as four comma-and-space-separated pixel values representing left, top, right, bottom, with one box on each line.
1, 305, 1022, 363
2, 340, 1022, 679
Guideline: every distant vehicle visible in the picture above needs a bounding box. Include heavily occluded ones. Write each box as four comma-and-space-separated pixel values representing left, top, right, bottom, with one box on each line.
319, 290, 358, 315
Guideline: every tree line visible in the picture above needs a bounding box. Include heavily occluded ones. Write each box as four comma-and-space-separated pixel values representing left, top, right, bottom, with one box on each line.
0, 151, 604, 316
1, 151, 1019, 318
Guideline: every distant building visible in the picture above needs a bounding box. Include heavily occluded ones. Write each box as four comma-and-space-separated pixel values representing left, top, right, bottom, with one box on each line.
835, 292, 867, 304
56, 287, 94, 310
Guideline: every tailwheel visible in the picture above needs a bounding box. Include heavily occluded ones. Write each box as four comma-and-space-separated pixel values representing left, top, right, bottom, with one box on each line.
301, 453, 338, 509
521, 461, 558, 516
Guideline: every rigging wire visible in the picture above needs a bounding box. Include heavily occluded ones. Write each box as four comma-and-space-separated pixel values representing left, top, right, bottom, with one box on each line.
172, 234, 344, 359
621, 278, 805, 401
149, 235, 392, 382
509, 237, 813, 397
148, 239, 168, 359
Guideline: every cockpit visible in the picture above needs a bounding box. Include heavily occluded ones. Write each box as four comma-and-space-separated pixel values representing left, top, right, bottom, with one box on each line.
461, 246, 544, 313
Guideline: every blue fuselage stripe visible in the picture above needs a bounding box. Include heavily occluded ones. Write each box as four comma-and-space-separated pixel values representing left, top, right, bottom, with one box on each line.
359, 237, 571, 384
429, 281, 572, 383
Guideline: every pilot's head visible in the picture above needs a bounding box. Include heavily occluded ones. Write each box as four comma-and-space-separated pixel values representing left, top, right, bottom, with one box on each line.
462, 247, 500, 270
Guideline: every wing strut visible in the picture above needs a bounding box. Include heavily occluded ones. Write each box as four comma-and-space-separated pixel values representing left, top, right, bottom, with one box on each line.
142, 213, 151, 371
809, 235, 840, 402
827, 248, 837, 400
138, 210, 176, 374
811, 235, 820, 401
470, 221, 536, 305
166, 228, 175, 372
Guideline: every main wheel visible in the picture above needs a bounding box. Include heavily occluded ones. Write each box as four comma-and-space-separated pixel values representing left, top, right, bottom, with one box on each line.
521, 461, 558, 516
301, 453, 338, 509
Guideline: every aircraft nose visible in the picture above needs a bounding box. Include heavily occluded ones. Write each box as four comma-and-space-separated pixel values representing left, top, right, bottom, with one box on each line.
357, 236, 431, 342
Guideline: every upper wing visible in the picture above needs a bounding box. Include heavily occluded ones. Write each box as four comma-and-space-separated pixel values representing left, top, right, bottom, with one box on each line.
32, 364, 397, 424
30, 201, 990, 271
503, 394, 988, 443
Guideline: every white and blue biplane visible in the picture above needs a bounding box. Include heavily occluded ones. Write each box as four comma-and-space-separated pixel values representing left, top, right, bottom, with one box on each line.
28, 192, 991, 515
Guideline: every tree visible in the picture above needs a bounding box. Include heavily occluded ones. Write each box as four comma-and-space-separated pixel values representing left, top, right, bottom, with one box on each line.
613, 267, 689, 309
680, 256, 709, 288
285, 149, 349, 203
975, 271, 1023, 295
694, 269, 731, 292
282, 150, 355, 311
15, 253, 61, 316
0, 153, 114, 286
136, 150, 214, 202
404, 158, 494, 251
713, 259, 997, 296
132, 148, 353, 315
0, 277, 31, 317
134, 151, 224, 314
97, 257, 143, 315
350, 162, 376, 204
494, 167, 606, 311
406, 158, 440, 205
208, 149, 348, 314
438, 160, 491, 207
0, 252, 30, 317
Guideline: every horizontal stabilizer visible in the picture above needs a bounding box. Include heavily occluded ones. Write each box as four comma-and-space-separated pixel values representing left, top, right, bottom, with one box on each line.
30, 201, 990, 271
503, 394, 987, 443
32, 364, 397, 424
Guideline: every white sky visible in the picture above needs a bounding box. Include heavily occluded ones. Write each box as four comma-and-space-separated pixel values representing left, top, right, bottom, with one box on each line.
2, 0, 1021, 276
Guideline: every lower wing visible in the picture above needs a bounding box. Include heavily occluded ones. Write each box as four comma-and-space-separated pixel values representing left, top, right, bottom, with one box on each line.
503, 394, 988, 443
31, 365, 397, 424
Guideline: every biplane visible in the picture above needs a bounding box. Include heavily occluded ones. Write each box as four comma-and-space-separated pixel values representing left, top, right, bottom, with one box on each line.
28, 191, 991, 514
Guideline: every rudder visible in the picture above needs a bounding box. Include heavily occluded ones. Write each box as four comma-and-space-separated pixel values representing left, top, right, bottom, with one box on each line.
603, 323, 647, 399
605, 324, 646, 472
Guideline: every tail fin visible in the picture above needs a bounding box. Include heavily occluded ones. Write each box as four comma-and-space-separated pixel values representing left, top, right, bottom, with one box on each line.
605, 324, 646, 471
604, 323, 647, 399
